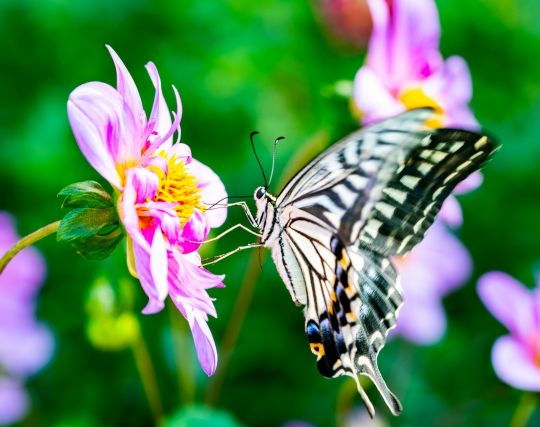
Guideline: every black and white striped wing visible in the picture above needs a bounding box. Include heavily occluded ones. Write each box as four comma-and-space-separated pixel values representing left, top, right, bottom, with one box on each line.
271, 108, 497, 415
277, 108, 496, 255
279, 212, 403, 416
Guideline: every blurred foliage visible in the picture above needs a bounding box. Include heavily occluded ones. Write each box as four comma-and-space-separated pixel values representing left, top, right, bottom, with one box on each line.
0, 0, 539, 426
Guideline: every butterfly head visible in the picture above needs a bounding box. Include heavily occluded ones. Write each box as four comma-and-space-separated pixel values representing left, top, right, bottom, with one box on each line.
253, 186, 277, 233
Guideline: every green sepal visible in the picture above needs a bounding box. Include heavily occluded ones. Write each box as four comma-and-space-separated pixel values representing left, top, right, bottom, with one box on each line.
58, 180, 113, 209
57, 181, 124, 260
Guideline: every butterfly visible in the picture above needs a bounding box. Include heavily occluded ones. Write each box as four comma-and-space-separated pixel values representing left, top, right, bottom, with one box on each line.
215, 108, 497, 416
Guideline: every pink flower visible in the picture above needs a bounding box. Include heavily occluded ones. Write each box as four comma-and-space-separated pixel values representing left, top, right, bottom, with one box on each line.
0, 212, 54, 425
67, 46, 227, 375
477, 272, 540, 391
353, 0, 482, 227
391, 221, 472, 344
353, 0, 478, 129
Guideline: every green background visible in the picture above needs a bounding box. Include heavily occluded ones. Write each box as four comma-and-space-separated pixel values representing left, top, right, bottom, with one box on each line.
1, 0, 539, 426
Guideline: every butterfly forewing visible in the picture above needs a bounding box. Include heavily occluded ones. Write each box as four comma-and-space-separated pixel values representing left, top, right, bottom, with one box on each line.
254, 108, 498, 416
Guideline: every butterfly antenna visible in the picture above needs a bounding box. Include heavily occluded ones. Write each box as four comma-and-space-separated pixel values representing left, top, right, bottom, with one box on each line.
250, 131, 268, 188
268, 136, 285, 187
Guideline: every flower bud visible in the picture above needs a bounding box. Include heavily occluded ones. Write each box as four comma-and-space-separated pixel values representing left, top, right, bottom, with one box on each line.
57, 181, 123, 260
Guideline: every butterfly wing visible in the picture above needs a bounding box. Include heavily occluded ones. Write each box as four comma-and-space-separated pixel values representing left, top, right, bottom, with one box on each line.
269, 108, 497, 415
278, 211, 402, 416
277, 108, 497, 254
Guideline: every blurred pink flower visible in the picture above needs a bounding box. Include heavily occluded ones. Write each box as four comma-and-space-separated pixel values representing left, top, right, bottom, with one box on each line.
67, 46, 227, 375
0, 212, 54, 425
391, 221, 472, 344
353, 0, 478, 129
477, 272, 540, 391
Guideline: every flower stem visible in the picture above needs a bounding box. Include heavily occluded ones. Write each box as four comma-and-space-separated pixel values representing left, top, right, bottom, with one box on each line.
131, 333, 164, 425
205, 249, 265, 405
510, 392, 537, 427
168, 303, 196, 404
0, 220, 60, 275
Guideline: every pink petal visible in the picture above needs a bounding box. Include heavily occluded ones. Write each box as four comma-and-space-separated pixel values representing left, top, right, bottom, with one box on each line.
393, 295, 446, 344
366, 0, 442, 88
353, 66, 403, 125
121, 171, 151, 250
106, 45, 145, 130
423, 55, 479, 129
191, 312, 218, 376
0, 379, 29, 425
492, 335, 540, 392
179, 209, 209, 254
145, 63, 182, 153
478, 272, 535, 339
150, 229, 169, 302
132, 240, 165, 315
388, 0, 442, 83
454, 171, 483, 195
438, 196, 463, 228
67, 83, 124, 188
0, 323, 54, 376
186, 159, 228, 228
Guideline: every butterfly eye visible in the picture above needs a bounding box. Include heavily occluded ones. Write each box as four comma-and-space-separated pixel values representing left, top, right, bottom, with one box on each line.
255, 187, 266, 200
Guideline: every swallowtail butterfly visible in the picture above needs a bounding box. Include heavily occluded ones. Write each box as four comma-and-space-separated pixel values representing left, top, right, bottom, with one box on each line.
237, 108, 497, 416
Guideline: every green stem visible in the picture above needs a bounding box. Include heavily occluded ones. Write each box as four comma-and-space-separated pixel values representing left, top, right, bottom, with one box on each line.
336, 380, 359, 427
131, 333, 164, 425
0, 220, 60, 275
509, 392, 537, 427
205, 250, 266, 405
168, 303, 196, 404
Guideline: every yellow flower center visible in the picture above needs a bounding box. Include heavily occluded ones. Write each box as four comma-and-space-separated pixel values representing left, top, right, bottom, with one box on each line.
399, 87, 444, 128
149, 154, 205, 224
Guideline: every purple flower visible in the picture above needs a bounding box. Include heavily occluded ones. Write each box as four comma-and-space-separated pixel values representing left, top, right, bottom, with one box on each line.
67, 46, 227, 375
0, 212, 54, 425
353, 0, 483, 227
392, 221, 472, 344
353, 0, 478, 129
477, 272, 540, 391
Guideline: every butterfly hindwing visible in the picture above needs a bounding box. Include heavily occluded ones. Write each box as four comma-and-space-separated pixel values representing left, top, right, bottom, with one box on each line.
280, 212, 403, 416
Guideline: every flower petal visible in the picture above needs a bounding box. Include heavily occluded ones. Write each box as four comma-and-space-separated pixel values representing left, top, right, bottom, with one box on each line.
132, 240, 165, 315
492, 335, 540, 392
478, 272, 535, 339
454, 171, 483, 195
353, 66, 403, 124
366, 0, 442, 87
106, 45, 145, 130
67, 83, 124, 188
0, 378, 29, 425
150, 229, 169, 303
423, 55, 478, 129
179, 209, 209, 253
145, 62, 182, 152
191, 312, 218, 376
438, 196, 463, 228
187, 159, 228, 228
393, 295, 446, 344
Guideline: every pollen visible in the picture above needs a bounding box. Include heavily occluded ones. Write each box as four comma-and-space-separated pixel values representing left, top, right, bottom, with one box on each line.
150, 154, 205, 224
399, 87, 444, 128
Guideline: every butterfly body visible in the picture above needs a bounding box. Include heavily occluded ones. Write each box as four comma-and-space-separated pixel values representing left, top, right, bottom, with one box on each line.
250, 108, 497, 416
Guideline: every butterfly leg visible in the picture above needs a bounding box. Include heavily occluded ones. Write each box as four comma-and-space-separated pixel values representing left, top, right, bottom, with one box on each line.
226, 202, 259, 228
202, 243, 262, 266
188, 223, 262, 246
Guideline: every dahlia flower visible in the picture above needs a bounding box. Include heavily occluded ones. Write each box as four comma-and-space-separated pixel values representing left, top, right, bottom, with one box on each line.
67, 46, 227, 375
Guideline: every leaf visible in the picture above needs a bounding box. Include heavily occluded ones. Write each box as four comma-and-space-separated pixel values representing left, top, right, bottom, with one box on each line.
162, 405, 245, 427
58, 180, 113, 209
